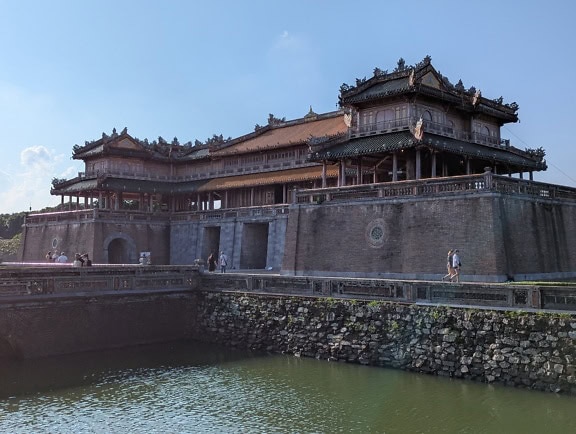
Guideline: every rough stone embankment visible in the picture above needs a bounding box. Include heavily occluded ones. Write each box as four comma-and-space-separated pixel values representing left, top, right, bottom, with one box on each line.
195, 292, 576, 395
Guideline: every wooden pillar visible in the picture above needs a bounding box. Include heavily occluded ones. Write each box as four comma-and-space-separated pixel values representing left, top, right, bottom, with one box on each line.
356, 157, 362, 185
392, 153, 398, 182
431, 152, 437, 178
321, 161, 327, 188
415, 149, 421, 180
466, 158, 471, 175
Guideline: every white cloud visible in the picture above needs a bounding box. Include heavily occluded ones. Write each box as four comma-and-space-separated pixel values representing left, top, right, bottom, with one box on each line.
0, 145, 77, 213
21, 146, 53, 173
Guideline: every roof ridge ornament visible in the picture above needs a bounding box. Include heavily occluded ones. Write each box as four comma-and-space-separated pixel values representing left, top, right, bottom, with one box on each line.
472, 89, 482, 106
304, 106, 318, 120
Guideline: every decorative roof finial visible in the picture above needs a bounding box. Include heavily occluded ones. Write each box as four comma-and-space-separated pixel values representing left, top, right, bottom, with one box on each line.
304, 106, 317, 119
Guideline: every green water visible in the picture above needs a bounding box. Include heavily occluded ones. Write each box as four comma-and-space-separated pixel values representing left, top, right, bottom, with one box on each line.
0, 341, 575, 433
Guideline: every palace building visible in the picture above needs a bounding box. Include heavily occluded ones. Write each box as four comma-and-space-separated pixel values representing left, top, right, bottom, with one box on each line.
20, 57, 576, 281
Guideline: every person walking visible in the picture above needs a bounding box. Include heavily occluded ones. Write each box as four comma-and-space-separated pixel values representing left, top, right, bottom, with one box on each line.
452, 249, 461, 282
442, 249, 455, 281
207, 252, 217, 272
219, 251, 228, 273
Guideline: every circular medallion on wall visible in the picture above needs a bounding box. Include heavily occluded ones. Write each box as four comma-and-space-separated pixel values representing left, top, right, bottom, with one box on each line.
366, 218, 385, 248
52, 238, 59, 249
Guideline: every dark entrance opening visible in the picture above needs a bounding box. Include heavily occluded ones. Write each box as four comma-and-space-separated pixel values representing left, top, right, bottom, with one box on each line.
203, 227, 221, 262
241, 223, 269, 269
274, 185, 284, 204
108, 238, 131, 264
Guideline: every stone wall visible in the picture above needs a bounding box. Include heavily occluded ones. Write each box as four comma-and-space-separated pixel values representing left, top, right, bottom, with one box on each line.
0, 292, 197, 358
194, 292, 576, 395
20, 216, 170, 264
282, 191, 576, 282
170, 213, 288, 270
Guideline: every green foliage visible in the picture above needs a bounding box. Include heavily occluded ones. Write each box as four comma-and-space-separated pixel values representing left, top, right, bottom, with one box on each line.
0, 213, 26, 239
0, 233, 21, 260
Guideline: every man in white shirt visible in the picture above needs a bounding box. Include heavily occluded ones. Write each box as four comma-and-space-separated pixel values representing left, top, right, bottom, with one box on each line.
56, 252, 68, 263
219, 251, 228, 273
451, 249, 461, 282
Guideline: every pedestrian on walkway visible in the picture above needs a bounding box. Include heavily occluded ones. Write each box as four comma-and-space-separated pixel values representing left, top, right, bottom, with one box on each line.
452, 249, 461, 282
219, 251, 228, 273
442, 249, 455, 281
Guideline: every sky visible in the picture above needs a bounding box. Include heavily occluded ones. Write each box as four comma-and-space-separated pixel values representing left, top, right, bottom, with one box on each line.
1, 0, 575, 213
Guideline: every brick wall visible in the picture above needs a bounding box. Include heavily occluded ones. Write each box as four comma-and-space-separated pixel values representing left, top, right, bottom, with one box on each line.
282, 192, 576, 282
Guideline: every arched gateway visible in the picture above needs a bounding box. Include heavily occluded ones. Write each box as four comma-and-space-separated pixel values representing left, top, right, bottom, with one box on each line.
103, 232, 137, 265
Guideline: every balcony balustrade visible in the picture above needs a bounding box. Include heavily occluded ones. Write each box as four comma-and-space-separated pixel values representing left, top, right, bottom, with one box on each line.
350, 117, 511, 148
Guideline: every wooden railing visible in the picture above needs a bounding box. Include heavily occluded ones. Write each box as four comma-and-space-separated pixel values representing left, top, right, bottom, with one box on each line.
350, 117, 511, 149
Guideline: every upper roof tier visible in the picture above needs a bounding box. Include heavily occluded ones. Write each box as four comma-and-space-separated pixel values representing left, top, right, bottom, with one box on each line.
339, 56, 519, 123
72, 110, 349, 162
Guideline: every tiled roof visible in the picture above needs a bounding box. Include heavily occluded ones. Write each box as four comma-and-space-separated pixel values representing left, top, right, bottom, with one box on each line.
74, 144, 105, 159
310, 130, 544, 170
212, 114, 348, 156
343, 78, 410, 104
100, 177, 207, 194
197, 165, 339, 191
51, 179, 100, 194
310, 132, 416, 159
421, 134, 543, 169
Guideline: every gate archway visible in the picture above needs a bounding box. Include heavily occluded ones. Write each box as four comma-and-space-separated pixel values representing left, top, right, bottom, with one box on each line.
103, 232, 137, 264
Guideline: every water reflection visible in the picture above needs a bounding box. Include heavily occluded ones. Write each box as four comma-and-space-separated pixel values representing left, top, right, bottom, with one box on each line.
1, 341, 575, 433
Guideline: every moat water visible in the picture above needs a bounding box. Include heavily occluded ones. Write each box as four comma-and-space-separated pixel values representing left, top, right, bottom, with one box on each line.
1, 340, 575, 433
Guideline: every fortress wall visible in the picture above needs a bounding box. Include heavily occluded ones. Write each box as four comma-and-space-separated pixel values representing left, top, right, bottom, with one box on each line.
0, 292, 197, 359
496, 196, 576, 278
20, 220, 96, 262
196, 292, 576, 395
282, 192, 576, 282
20, 219, 170, 264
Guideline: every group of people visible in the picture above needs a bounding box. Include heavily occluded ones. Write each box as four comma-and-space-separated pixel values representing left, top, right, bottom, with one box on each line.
442, 249, 461, 282
45, 251, 92, 266
207, 251, 228, 273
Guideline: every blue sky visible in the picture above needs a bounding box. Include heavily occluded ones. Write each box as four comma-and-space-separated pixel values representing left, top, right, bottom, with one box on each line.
1, 0, 575, 213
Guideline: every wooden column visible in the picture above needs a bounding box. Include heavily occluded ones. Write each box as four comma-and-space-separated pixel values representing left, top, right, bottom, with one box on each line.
415, 149, 421, 180
321, 161, 327, 188
392, 153, 398, 182
431, 152, 437, 178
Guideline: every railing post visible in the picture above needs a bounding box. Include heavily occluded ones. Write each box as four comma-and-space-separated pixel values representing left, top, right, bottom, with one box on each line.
529, 287, 542, 309
483, 167, 493, 190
